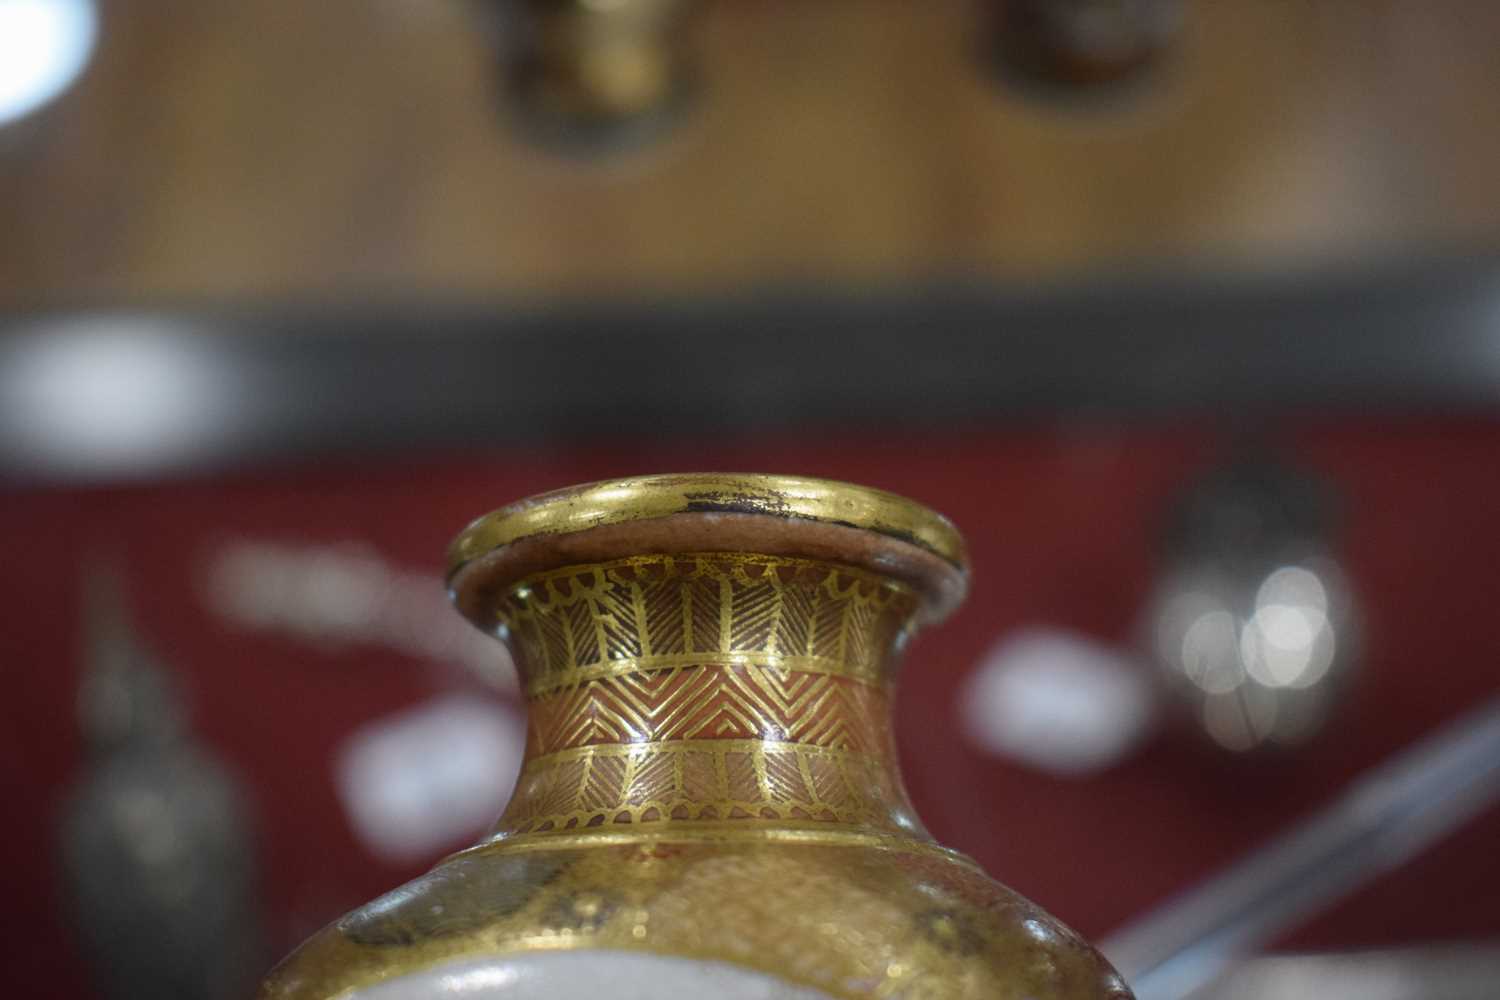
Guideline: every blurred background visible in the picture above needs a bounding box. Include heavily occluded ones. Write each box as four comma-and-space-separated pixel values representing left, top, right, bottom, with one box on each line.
3, 2, 1500, 998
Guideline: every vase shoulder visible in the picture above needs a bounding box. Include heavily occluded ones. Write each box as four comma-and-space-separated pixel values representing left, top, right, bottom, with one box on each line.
259, 836, 1129, 1000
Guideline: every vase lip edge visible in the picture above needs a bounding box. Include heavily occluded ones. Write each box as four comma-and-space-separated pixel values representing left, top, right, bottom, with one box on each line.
447, 472, 968, 576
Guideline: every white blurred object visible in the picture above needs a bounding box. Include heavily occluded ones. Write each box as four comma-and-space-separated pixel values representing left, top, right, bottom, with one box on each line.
350, 951, 836, 1000
204, 538, 516, 691
0, 320, 251, 477
960, 627, 1156, 776
336, 695, 524, 864
0, 0, 97, 127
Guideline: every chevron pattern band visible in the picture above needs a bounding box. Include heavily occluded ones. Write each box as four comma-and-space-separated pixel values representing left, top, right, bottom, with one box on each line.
490, 553, 924, 839
498, 553, 917, 696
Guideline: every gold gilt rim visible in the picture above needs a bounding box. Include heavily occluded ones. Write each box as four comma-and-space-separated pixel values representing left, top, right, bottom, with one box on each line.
447, 473, 968, 576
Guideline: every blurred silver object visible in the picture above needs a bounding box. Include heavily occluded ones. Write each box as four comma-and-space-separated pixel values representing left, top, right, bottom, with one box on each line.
1102, 695, 1500, 1000
1144, 455, 1359, 751
60, 565, 263, 1000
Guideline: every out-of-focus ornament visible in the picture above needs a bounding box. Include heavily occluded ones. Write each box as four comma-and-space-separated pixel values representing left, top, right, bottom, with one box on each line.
1143, 455, 1360, 752
260, 474, 1131, 999
481, 0, 696, 152
986, 0, 1182, 95
60, 565, 263, 1000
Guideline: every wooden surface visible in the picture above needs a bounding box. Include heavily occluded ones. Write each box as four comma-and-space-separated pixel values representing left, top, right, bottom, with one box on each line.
2, 0, 1500, 306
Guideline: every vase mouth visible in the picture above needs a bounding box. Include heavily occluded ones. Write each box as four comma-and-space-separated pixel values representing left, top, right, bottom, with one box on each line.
447, 473, 969, 629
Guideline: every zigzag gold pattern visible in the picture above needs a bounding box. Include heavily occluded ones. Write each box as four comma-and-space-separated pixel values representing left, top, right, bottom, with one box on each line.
525, 664, 891, 755
498, 740, 921, 836
498, 554, 917, 695
491, 553, 923, 839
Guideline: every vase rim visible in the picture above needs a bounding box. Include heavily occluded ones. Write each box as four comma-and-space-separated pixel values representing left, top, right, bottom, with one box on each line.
448, 473, 967, 574
446, 474, 969, 629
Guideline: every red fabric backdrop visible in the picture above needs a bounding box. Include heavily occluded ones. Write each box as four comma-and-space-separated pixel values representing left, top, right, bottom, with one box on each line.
5, 416, 1498, 997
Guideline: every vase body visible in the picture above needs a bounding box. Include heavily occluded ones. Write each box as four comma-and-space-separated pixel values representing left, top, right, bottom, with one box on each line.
260, 475, 1131, 1000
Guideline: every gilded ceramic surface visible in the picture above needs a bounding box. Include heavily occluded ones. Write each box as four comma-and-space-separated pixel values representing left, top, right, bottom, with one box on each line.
492, 554, 923, 839
501, 553, 915, 695
261, 543, 1131, 999
262, 836, 1130, 1000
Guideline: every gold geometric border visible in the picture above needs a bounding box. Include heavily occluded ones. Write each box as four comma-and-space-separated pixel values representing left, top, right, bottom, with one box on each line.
498, 553, 918, 696
497, 739, 920, 837
524, 662, 892, 756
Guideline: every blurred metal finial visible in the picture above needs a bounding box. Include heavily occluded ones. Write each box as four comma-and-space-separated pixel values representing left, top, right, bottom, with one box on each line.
488, 0, 696, 152
1143, 452, 1361, 752
77, 562, 187, 749
987, 0, 1182, 96
61, 562, 263, 1000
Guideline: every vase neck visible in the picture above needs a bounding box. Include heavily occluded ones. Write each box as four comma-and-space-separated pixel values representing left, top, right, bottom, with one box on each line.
487, 552, 930, 842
